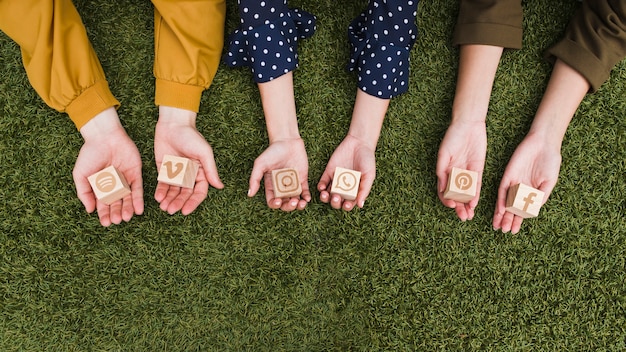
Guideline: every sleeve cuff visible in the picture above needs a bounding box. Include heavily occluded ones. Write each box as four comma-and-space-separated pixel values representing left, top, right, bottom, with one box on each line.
453, 22, 523, 49
545, 38, 608, 92
155, 79, 205, 112
66, 80, 120, 130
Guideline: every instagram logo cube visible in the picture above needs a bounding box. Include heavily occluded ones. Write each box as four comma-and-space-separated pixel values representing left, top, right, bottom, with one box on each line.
88, 165, 131, 205
443, 167, 478, 203
505, 183, 545, 218
271, 168, 302, 198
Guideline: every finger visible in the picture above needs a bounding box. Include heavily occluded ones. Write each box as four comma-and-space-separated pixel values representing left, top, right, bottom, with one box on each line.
167, 187, 194, 215
355, 171, 375, 208
317, 166, 334, 192
435, 151, 451, 194
108, 199, 124, 225
342, 200, 356, 211
500, 211, 515, 233
249, 160, 267, 198
330, 194, 343, 210
73, 171, 97, 213
154, 182, 170, 203
299, 175, 311, 203
181, 180, 209, 215
319, 190, 331, 203
159, 185, 181, 212
129, 174, 144, 216
510, 216, 524, 234
297, 198, 308, 210
121, 193, 135, 222
454, 203, 470, 222
199, 151, 224, 190
280, 197, 299, 212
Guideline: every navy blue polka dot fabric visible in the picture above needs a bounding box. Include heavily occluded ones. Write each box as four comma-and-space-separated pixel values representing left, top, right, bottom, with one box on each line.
226, 0, 418, 99
348, 1, 418, 98
226, 0, 316, 83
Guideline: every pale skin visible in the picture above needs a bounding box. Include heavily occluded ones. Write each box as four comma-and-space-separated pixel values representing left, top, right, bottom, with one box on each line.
248, 72, 312, 211
154, 105, 224, 215
437, 44, 589, 233
318, 89, 389, 211
74, 107, 144, 227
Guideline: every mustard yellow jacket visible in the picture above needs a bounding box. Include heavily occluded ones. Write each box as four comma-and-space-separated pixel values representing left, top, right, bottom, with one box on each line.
0, 0, 225, 129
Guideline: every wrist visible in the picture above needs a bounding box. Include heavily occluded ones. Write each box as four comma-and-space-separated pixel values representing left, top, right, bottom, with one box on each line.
157, 106, 197, 128
525, 128, 563, 152
79, 107, 125, 142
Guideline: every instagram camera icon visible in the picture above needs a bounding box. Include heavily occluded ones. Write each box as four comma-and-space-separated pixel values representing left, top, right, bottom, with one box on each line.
271, 168, 302, 198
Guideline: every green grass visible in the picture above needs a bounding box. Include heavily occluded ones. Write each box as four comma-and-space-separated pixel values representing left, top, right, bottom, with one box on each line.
1, 0, 625, 350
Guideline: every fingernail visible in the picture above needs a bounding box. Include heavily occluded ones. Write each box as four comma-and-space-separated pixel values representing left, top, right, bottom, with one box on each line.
247, 189, 252, 197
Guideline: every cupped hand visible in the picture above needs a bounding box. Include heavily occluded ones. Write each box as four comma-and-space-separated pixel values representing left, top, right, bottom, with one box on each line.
493, 132, 561, 234
154, 106, 223, 215
317, 134, 376, 211
436, 120, 487, 221
248, 137, 310, 211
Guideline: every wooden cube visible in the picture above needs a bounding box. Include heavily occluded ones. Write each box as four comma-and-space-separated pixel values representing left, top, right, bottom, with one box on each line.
505, 183, 545, 218
330, 167, 361, 201
271, 168, 302, 198
157, 155, 199, 189
87, 165, 131, 205
443, 167, 478, 203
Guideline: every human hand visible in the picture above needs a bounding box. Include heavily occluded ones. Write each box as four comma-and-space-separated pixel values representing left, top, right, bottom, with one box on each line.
317, 135, 376, 211
436, 120, 487, 221
73, 108, 144, 226
154, 106, 223, 215
493, 132, 561, 234
248, 137, 311, 211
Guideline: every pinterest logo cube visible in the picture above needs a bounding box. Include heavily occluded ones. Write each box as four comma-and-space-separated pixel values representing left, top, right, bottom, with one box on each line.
87, 165, 131, 205
443, 167, 478, 203
505, 183, 545, 218
271, 168, 302, 198
330, 167, 361, 201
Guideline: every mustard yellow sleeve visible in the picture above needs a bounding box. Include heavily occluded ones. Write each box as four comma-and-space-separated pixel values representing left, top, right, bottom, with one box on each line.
0, 0, 119, 130
151, 0, 226, 113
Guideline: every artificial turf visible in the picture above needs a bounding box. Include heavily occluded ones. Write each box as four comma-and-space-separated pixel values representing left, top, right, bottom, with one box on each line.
1, 0, 625, 350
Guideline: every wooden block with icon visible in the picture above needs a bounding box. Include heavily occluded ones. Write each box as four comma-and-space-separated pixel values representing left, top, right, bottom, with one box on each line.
443, 167, 478, 203
157, 155, 199, 189
505, 183, 545, 218
271, 168, 302, 198
330, 166, 361, 201
87, 165, 131, 205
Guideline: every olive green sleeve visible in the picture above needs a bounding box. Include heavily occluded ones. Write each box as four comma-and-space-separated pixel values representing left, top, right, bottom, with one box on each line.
546, 0, 626, 92
453, 0, 523, 49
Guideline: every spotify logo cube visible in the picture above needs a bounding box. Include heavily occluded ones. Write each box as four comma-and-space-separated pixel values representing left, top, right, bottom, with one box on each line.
157, 155, 199, 189
443, 167, 478, 203
330, 167, 361, 201
87, 165, 131, 205
505, 183, 545, 218
271, 168, 302, 198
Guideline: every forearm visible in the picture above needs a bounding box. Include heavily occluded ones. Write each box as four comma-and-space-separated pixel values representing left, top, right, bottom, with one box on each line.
152, 0, 226, 112
527, 59, 589, 149
258, 73, 301, 143
451, 44, 503, 124
347, 89, 390, 150
0, 0, 119, 130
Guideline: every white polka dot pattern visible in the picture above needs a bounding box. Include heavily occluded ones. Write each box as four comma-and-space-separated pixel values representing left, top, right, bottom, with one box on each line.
226, 0, 316, 83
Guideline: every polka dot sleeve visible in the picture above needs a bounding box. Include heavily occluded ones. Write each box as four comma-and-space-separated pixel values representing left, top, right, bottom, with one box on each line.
348, 1, 419, 99
226, 0, 316, 83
